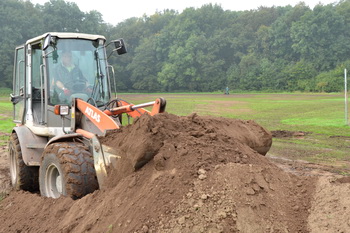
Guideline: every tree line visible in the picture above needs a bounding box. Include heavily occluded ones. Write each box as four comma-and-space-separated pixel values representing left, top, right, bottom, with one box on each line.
1, 0, 350, 92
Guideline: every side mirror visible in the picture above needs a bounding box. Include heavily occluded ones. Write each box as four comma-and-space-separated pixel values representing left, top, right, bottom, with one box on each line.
114, 39, 127, 55
43, 34, 52, 50
43, 34, 57, 51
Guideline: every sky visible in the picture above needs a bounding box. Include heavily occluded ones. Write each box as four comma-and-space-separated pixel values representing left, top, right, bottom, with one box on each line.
29, 0, 338, 25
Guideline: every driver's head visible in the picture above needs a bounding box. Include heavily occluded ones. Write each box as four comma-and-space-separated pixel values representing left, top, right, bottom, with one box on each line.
61, 51, 73, 67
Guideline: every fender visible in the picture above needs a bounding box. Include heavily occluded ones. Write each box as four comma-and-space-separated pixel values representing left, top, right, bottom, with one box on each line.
46, 133, 85, 148
12, 126, 47, 166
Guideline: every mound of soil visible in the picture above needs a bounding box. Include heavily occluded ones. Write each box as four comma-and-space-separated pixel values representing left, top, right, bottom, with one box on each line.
99, 112, 273, 188
0, 113, 349, 233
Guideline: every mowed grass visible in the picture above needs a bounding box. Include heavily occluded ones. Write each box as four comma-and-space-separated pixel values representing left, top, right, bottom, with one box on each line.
118, 93, 350, 172
0, 97, 14, 146
118, 93, 350, 134
0, 93, 349, 171
0, 98, 14, 132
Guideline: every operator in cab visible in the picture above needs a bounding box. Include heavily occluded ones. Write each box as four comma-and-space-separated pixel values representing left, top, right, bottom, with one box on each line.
51, 50, 90, 104
54, 50, 86, 95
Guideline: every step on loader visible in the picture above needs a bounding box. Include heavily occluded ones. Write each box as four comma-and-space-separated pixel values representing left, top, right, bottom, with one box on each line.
9, 32, 166, 199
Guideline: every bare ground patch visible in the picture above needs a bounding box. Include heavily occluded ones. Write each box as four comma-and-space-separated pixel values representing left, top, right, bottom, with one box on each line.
194, 100, 253, 116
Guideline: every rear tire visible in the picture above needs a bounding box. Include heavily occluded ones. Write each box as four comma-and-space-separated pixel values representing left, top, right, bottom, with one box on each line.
8, 132, 39, 192
39, 142, 98, 199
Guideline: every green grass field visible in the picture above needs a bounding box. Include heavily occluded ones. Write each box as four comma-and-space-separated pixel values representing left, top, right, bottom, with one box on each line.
117, 92, 350, 134
0, 96, 14, 146
116, 93, 350, 172
1, 93, 349, 172
0, 96, 14, 130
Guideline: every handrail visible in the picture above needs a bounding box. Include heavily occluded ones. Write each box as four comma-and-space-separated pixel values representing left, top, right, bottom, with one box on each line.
39, 64, 45, 124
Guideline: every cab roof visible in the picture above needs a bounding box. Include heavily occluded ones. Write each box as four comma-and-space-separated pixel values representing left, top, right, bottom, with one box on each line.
26, 32, 106, 45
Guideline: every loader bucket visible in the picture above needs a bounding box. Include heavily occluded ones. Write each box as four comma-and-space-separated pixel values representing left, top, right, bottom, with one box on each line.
91, 135, 121, 188
91, 134, 156, 188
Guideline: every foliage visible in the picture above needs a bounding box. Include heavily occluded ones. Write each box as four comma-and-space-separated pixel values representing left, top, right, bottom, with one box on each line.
1, 0, 350, 93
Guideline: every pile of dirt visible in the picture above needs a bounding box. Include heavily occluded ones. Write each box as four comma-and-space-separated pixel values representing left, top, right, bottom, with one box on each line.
0, 113, 349, 233
99, 112, 273, 188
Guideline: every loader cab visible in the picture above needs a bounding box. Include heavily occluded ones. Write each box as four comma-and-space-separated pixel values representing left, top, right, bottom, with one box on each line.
11, 32, 123, 137
43, 36, 110, 106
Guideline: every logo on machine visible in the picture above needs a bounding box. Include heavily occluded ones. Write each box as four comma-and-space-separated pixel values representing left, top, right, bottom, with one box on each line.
85, 106, 101, 123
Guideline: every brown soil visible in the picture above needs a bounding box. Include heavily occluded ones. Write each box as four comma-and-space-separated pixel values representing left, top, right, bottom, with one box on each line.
0, 113, 349, 233
0, 132, 11, 198
271, 130, 308, 138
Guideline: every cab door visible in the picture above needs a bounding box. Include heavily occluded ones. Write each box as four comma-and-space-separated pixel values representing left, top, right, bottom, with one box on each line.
11, 46, 26, 124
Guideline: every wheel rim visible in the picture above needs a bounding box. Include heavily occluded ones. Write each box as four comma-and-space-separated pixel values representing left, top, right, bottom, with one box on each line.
45, 164, 63, 198
9, 144, 17, 186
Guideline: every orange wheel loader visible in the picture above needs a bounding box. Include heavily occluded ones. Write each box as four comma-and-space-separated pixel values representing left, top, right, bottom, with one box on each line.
9, 32, 166, 199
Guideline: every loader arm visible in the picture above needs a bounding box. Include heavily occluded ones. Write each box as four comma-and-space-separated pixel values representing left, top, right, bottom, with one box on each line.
103, 97, 166, 117
76, 98, 120, 133
75, 97, 166, 136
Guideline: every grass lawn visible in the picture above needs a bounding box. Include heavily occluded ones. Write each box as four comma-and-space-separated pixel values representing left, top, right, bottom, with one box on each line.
1, 92, 349, 172
117, 92, 350, 134
117, 93, 350, 173
0, 97, 14, 146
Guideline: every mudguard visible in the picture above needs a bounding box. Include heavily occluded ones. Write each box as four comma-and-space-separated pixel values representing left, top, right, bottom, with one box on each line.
12, 126, 47, 166
46, 133, 85, 146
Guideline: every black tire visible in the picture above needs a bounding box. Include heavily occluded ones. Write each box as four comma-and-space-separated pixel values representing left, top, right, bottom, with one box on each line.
8, 133, 39, 192
39, 142, 98, 199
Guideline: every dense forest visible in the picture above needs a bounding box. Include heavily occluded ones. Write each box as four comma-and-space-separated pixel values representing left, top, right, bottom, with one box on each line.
1, 0, 349, 92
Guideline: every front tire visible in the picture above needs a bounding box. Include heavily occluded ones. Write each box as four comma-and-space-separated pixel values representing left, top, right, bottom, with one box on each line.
8, 132, 39, 192
39, 142, 98, 199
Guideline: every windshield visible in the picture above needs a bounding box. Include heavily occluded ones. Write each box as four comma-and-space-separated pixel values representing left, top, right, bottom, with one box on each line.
45, 38, 110, 106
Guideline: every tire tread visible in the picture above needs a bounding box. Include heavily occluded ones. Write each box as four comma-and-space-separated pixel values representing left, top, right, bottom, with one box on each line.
41, 142, 98, 199
9, 133, 39, 192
